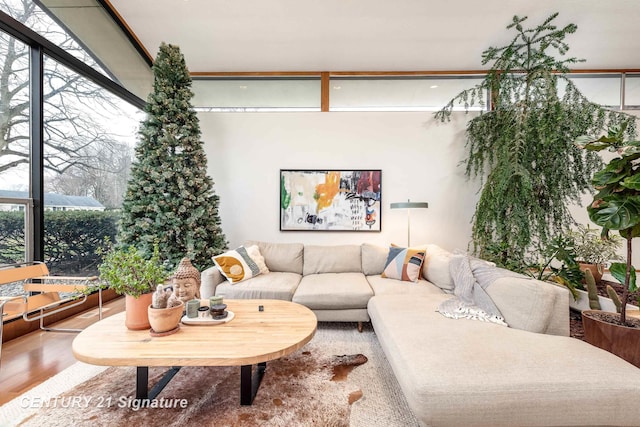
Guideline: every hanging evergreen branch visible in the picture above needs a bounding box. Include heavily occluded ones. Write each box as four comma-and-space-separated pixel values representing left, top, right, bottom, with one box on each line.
435, 13, 637, 269
118, 43, 227, 270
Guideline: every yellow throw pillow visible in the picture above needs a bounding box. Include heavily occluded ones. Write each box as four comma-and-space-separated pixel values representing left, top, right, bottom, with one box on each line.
212, 245, 269, 284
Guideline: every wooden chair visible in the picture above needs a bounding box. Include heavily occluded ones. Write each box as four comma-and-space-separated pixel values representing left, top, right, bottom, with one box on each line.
0, 261, 103, 366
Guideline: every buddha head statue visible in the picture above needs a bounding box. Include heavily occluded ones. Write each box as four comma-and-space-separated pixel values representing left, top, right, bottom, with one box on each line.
172, 257, 201, 303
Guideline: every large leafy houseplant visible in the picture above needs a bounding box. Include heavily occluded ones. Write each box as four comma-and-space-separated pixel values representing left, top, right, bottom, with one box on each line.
577, 124, 640, 326
436, 13, 636, 269
529, 234, 583, 300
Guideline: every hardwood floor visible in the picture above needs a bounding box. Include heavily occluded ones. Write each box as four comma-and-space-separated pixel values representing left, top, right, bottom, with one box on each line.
0, 297, 125, 406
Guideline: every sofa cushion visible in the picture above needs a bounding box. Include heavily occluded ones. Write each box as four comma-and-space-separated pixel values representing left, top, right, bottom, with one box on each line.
214, 272, 301, 301
302, 245, 362, 275
422, 244, 454, 292
381, 246, 425, 282
361, 243, 389, 276
244, 240, 304, 274
486, 276, 569, 335
293, 272, 373, 310
368, 293, 640, 427
200, 266, 226, 299
366, 275, 444, 297
212, 245, 268, 284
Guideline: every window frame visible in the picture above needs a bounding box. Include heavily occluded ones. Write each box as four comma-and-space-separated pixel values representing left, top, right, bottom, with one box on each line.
0, 11, 145, 262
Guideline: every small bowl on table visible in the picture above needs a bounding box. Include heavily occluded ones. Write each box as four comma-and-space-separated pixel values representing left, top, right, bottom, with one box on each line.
210, 303, 227, 319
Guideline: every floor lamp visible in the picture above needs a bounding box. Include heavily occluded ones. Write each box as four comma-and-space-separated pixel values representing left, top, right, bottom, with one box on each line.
390, 199, 429, 247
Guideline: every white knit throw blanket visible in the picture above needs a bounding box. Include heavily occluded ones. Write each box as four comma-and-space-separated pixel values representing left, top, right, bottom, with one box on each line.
437, 255, 524, 326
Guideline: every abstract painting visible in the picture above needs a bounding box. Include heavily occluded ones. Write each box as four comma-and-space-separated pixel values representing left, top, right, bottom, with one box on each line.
280, 169, 382, 231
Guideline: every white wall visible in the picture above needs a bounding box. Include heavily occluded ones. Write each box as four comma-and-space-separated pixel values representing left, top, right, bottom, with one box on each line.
199, 110, 640, 268
199, 111, 481, 252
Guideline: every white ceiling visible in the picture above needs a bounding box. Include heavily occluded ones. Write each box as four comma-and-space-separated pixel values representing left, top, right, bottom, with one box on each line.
107, 0, 640, 73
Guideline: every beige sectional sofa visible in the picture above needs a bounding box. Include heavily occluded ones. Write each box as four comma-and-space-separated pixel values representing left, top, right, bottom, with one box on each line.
202, 241, 378, 327
201, 241, 640, 426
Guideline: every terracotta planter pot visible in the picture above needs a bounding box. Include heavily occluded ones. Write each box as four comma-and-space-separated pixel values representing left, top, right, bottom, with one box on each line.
578, 263, 603, 284
148, 301, 184, 334
124, 292, 153, 330
582, 310, 640, 368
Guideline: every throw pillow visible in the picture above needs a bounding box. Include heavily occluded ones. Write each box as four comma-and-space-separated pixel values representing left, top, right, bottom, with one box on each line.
213, 245, 269, 284
381, 246, 426, 282
422, 244, 455, 292
244, 245, 269, 275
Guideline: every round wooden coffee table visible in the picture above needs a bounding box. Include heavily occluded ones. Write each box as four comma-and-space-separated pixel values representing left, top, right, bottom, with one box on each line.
73, 299, 317, 405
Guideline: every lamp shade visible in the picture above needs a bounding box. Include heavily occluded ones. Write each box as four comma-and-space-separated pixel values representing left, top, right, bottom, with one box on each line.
390, 201, 429, 209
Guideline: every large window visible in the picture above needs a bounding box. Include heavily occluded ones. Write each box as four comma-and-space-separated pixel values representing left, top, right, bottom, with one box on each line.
2, 0, 113, 79
41, 57, 142, 274
192, 72, 640, 113
0, 29, 29, 192
0, 29, 30, 271
0, 3, 145, 278
192, 77, 321, 112
562, 74, 622, 109
329, 76, 486, 112
624, 74, 640, 109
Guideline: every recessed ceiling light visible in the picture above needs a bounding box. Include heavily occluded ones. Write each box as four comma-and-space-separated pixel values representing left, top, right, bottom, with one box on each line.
239, 85, 248, 89
333, 86, 342, 90
430, 85, 439, 89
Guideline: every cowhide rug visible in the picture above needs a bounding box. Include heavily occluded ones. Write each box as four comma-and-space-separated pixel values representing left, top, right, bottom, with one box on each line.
17, 344, 367, 427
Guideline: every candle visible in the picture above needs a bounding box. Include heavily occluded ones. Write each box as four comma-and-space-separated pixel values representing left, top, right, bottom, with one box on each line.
186, 299, 200, 318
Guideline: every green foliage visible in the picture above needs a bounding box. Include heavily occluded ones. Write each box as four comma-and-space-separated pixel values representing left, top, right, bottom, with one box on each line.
0, 210, 118, 275
0, 211, 26, 265
481, 241, 528, 274
97, 241, 168, 298
609, 262, 637, 292
606, 284, 623, 313
45, 210, 119, 275
530, 234, 583, 299
566, 224, 622, 265
584, 268, 601, 310
578, 124, 640, 324
118, 42, 227, 270
435, 13, 636, 267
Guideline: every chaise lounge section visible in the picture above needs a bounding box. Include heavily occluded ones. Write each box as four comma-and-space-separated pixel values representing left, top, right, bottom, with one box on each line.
369, 292, 640, 426
201, 241, 640, 426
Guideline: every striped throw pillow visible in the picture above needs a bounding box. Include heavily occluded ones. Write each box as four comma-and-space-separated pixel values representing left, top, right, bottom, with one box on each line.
381, 246, 426, 282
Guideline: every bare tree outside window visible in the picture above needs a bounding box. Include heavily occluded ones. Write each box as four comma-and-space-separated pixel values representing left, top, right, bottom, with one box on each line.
0, 0, 145, 275
0, 0, 140, 208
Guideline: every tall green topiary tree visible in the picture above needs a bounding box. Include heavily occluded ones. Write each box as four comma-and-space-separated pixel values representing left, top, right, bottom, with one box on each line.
436, 13, 636, 270
118, 42, 227, 270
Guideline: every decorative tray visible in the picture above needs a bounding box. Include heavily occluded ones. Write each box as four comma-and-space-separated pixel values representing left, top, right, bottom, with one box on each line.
181, 310, 234, 326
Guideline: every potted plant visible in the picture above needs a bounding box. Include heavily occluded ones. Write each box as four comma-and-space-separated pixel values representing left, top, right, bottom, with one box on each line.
435, 13, 636, 271
98, 241, 168, 330
576, 124, 640, 367
148, 284, 184, 335
567, 224, 623, 284
528, 234, 583, 301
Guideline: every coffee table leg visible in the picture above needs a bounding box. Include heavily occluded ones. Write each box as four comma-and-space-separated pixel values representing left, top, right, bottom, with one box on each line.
240, 362, 267, 405
136, 366, 181, 400
137, 367, 149, 399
